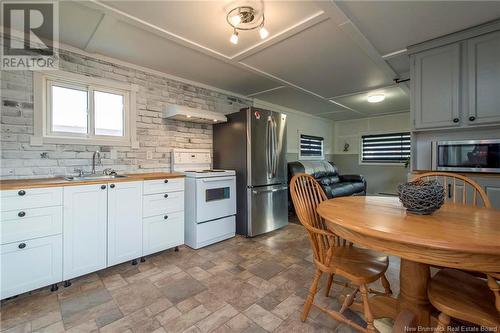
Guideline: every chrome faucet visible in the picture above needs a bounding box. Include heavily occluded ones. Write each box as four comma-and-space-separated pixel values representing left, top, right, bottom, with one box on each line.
92, 150, 102, 174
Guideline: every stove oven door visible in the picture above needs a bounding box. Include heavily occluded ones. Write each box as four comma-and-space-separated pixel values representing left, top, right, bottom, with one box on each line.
195, 176, 236, 223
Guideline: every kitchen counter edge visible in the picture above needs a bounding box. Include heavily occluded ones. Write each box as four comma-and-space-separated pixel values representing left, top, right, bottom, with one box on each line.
0, 172, 185, 190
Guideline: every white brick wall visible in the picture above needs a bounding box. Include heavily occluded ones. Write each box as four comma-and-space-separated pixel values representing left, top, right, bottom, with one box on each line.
1, 48, 252, 179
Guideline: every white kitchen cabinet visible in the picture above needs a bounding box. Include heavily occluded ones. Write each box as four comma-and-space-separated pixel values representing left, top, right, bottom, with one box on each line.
1, 187, 62, 211
63, 184, 107, 280
143, 211, 184, 256
107, 181, 143, 266
1, 235, 62, 299
411, 43, 461, 130
467, 30, 500, 126
143, 178, 184, 195
1, 176, 185, 298
1, 206, 62, 245
142, 191, 184, 217
142, 178, 185, 256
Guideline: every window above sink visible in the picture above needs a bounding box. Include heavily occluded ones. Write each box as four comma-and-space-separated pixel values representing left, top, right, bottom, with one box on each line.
31, 70, 139, 148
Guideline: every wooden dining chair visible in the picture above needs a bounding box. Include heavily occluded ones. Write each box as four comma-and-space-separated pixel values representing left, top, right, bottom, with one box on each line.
290, 173, 392, 333
412, 172, 491, 208
428, 269, 500, 330
414, 173, 498, 330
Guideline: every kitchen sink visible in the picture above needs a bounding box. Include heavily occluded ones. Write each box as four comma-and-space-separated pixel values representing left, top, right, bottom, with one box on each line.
64, 174, 128, 181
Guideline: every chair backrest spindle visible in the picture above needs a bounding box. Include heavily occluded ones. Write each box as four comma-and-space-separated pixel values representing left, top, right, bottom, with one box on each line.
290, 174, 350, 266
412, 172, 491, 208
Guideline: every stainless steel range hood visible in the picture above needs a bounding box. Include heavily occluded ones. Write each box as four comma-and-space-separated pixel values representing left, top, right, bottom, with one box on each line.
164, 104, 227, 124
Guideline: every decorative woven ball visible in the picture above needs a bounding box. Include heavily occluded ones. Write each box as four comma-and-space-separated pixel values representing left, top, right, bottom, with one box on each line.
397, 179, 445, 215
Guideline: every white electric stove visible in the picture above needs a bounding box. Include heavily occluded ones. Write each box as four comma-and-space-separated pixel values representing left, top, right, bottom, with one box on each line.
171, 150, 236, 249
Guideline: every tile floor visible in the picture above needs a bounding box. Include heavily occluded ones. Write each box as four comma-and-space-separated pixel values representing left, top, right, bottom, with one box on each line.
0, 224, 400, 333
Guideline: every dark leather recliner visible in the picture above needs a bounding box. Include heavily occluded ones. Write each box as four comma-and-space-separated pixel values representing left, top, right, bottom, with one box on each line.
288, 161, 366, 199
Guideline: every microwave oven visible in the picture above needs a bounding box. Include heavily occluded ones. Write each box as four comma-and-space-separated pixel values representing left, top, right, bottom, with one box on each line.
431, 139, 500, 173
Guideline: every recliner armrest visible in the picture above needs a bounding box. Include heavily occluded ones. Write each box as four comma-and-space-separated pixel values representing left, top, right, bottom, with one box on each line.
339, 174, 365, 183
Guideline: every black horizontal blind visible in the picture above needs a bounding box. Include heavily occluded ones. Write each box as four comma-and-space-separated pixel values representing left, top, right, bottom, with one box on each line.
362, 132, 411, 163
300, 134, 324, 157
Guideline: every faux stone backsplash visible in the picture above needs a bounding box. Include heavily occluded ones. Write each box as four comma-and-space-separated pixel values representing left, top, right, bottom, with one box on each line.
1, 49, 252, 179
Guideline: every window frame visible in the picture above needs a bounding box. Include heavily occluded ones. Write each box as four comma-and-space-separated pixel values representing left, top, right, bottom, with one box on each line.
32, 70, 138, 147
359, 131, 411, 166
298, 131, 325, 160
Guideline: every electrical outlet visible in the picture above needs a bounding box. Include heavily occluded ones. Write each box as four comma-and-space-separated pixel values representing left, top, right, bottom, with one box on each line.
146, 151, 153, 160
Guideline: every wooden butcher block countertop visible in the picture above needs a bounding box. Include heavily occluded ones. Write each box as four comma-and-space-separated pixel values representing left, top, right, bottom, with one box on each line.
0, 172, 185, 190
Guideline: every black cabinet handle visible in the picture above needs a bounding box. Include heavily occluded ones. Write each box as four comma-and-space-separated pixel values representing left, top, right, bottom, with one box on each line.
469, 116, 476, 122
164, 215, 168, 220
453, 118, 459, 123
164, 179, 169, 183
448, 184, 452, 199
18, 190, 26, 196
18, 211, 25, 217
110, 184, 115, 188
101, 185, 106, 190
18, 243, 26, 249
164, 194, 169, 198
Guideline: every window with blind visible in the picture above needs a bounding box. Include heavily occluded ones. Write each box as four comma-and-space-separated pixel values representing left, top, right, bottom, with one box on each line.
361, 132, 411, 164
299, 134, 324, 160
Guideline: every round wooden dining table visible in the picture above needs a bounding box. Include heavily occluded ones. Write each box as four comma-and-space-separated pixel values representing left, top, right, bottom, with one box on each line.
317, 196, 500, 328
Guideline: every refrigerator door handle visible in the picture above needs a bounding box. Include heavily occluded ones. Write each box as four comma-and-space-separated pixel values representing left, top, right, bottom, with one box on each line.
272, 118, 278, 177
266, 116, 273, 179
252, 186, 288, 194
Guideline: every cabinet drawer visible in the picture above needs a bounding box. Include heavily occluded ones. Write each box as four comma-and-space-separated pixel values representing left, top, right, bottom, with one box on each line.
1, 206, 62, 244
1, 234, 62, 299
1, 187, 62, 211
143, 178, 184, 195
142, 211, 184, 256
143, 191, 184, 217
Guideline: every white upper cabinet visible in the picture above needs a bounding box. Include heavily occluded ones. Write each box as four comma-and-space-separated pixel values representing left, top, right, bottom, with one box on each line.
467, 30, 500, 125
63, 184, 108, 280
411, 43, 461, 129
107, 181, 143, 266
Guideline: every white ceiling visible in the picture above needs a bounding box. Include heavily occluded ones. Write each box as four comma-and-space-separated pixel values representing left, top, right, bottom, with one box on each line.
41, 1, 500, 120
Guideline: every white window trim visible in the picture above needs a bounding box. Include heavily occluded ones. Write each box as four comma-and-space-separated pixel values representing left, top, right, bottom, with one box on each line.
32, 70, 139, 148
298, 130, 325, 160
358, 130, 411, 166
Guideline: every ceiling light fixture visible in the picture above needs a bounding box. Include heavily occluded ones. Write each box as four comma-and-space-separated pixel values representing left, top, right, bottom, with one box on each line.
229, 29, 239, 44
259, 24, 269, 39
229, 14, 242, 26
367, 94, 385, 103
226, 6, 268, 44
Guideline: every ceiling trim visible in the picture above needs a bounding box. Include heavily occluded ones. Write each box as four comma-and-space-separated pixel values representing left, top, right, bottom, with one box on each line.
327, 100, 363, 115
84, 14, 115, 52
382, 49, 408, 60
29, 31, 253, 101
246, 86, 285, 97
75, 0, 411, 117
327, 83, 400, 100
86, 0, 231, 60
231, 11, 328, 61
253, 99, 335, 122
317, 1, 410, 97
86, 1, 328, 61
239, 62, 334, 101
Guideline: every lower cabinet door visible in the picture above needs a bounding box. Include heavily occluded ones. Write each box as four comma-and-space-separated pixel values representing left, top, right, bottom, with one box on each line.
107, 181, 143, 266
63, 184, 107, 280
143, 211, 184, 256
1, 235, 62, 299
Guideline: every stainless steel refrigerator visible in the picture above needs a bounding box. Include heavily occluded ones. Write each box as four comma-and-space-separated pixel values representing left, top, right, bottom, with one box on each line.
213, 107, 288, 237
